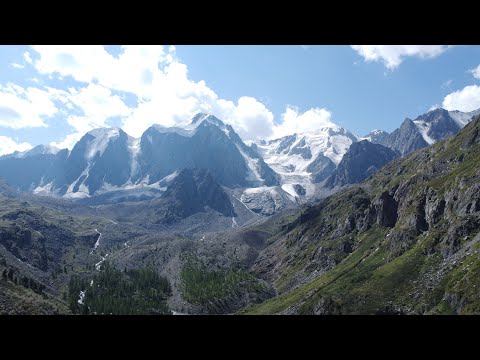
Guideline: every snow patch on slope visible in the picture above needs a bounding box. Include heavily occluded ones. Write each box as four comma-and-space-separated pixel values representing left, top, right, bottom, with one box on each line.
33, 181, 54, 196
281, 184, 298, 199
151, 124, 195, 137
449, 109, 480, 128
85, 128, 120, 161
161, 171, 179, 183
234, 144, 263, 185
128, 136, 141, 178
64, 165, 91, 198
413, 120, 435, 145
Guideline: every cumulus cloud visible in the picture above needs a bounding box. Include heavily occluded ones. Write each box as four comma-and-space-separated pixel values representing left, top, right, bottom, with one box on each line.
49, 132, 84, 150
214, 97, 275, 141
0, 83, 58, 129
28, 46, 276, 142
0, 136, 32, 156
272, 107, 335, 138
66, 84, 131, 129
471, 64, 480, 80
351, 45, 448, 69
49, 83, 133, 148
7, 45, 339, 148
24, 51, 32, 64
31, 45, 171, 99
442, 85, 480, 112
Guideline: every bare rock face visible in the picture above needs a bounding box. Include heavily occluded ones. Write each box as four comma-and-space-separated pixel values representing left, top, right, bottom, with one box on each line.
293, 184, 306, 196
326, 140, 397, 188
382, 118, 429, 156
425, 188, 446, 228
375, 191, 398, 228
307, 154, 336, 183
154, 168, 235, 224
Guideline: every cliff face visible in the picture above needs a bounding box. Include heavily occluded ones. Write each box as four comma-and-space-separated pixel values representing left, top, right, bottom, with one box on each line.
325, 140, 398, 188
154, 168, 235, 224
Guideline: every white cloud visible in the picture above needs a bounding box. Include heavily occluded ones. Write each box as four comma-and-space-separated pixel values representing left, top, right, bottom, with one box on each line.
49, 132, 83, 150
351, 45, 448, 69
49, 83, 132, 148
0, 136, 32, 156
0, 84, 58, 129
68, 84, 131, 120
272, 107, 335, 138
10, 63, 24, 69
23, 51, 32, 64
31, 45, 171, 99
216, 96, 275, 141
471, 64, 480, 80
22, 45, 340, 147
442, 85, 480, 112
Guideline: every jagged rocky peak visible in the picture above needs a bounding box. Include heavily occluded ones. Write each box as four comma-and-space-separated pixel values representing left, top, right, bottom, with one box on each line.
363, 129, 390, 144
79, 127, 126, 161
325, 140, 397, 188
366, 108, 480, 159
413, 108, 460, 144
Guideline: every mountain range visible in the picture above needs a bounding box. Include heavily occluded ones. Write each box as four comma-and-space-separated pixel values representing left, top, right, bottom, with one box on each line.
2, 107, 478, 218
2, 105, 480, 315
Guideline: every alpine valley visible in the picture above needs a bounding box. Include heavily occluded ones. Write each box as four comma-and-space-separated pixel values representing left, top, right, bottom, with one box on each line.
2, 107, 480, 315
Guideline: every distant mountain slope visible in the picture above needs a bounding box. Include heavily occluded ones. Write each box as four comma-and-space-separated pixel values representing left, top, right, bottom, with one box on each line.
153, 168, 235, 224
254, 125, 358, 196
134, 114, 279, 189
325, 140, 397, 188
0, 114, 279, 199
368, 108, 480, 156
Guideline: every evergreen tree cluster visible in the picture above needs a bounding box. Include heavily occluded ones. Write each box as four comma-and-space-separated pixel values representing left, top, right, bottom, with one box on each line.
68, 262, 172, 315
1, 265, 46, 295
181, 260, 257, 304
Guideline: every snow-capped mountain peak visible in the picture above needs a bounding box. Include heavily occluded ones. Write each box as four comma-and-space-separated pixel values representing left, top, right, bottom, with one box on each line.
83, 127, 122, 161
11, 144, 62, 159
254, 124, 358, 196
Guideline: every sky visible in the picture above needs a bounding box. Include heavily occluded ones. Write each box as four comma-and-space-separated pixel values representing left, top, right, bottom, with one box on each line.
0, 45, 479, 156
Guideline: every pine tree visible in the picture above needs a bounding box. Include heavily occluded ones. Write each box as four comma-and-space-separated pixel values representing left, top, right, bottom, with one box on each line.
2, 269, 7, 281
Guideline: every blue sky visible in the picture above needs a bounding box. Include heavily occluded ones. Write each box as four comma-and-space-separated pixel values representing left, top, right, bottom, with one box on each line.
0, 45, 479, 155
